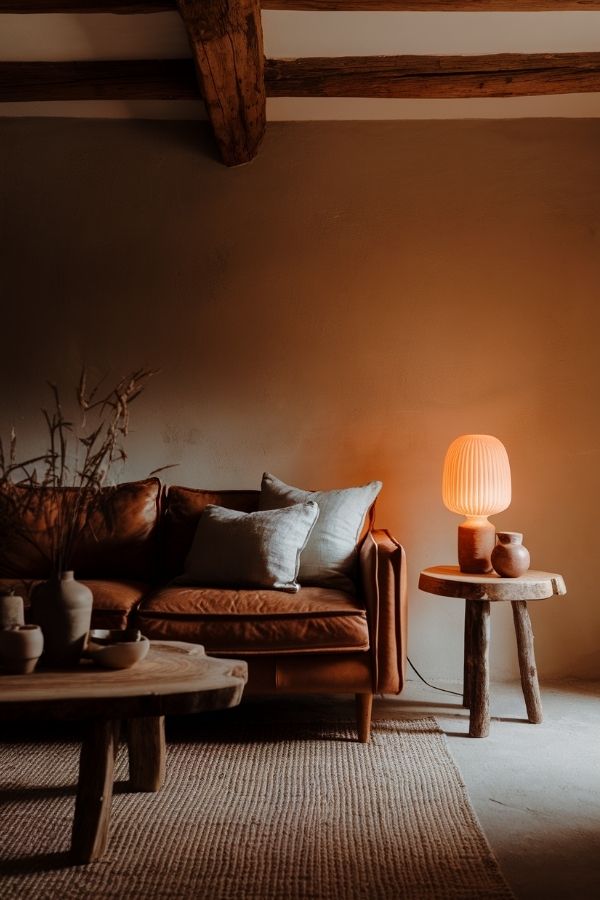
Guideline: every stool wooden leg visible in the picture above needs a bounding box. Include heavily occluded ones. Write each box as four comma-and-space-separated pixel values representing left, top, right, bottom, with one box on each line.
127, 716, 166, 792
469, 601, 491, 738
355, 693, 373, 744
71, 719, 118, 863
512, 600, 543, 724
463, 599, 475, 708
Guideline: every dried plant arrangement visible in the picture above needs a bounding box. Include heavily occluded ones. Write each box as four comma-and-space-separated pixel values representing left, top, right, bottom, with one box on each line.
0, 368, 166, 578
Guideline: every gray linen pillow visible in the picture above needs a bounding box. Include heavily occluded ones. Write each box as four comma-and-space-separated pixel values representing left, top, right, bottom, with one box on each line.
259, 473, 382, 593
174, 501, 319, 593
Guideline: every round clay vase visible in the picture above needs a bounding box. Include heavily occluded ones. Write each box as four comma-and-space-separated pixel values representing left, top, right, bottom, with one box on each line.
491, 532, 530, 578
0, 624, 44, 674
30, 571, 93, 667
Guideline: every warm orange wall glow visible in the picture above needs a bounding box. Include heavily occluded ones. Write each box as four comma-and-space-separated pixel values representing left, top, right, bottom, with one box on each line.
1, 118, 599, 680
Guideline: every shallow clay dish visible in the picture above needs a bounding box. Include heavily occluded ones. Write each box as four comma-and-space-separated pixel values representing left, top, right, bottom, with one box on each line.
87, 632, 150, 669
88, 628, 142, 645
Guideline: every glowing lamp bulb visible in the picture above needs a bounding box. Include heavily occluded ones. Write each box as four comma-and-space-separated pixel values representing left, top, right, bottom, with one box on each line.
442, 434, 511, 574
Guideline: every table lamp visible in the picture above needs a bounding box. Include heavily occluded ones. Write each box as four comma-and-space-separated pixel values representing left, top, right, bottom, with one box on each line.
442, 434, 511, 574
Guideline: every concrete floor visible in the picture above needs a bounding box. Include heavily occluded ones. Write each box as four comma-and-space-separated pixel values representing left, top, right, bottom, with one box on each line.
375, 678, 600, 900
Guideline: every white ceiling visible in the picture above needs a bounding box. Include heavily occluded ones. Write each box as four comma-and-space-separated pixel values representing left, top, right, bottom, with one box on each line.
1, 10, 600, 120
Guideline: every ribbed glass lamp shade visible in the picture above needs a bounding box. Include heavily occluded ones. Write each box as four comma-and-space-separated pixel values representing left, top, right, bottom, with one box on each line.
442, 434, 511, 517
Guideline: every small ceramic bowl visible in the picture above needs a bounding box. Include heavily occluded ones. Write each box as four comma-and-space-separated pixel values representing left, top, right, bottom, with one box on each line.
87, 629, 149, 669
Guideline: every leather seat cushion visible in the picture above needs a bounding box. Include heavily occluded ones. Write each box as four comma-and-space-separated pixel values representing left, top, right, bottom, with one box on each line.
0, 578, 149, 632
85, 580, 150, 630
137, 586, 369, 655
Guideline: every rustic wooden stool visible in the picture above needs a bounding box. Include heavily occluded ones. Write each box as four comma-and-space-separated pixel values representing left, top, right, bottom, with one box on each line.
418, 566, 567, 738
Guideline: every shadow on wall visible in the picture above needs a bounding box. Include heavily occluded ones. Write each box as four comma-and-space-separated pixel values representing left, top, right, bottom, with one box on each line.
125, 119, 219, 163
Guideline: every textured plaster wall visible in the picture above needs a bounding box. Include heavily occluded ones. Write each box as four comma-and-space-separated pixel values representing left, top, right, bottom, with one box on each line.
1, 118, 599, 681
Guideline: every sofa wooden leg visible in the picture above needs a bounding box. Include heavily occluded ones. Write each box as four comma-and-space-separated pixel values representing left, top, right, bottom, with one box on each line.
355, 693, 373, 743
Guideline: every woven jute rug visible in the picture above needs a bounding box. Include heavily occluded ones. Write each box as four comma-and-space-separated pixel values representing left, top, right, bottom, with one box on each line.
0, 717, 513, 900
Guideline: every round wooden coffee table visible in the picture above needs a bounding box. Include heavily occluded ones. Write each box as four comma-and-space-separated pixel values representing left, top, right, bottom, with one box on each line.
418, 566, 566, 738
0, 642, 247, 864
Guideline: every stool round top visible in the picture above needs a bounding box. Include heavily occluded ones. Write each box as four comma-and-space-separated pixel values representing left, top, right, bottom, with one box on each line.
419, 565, 566, 602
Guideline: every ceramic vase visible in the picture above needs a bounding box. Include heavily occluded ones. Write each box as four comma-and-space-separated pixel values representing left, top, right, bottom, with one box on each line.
0, 593, 25, 628
491, 532, 530, 578
0, 624, 44, 674
30, 571, 93, 667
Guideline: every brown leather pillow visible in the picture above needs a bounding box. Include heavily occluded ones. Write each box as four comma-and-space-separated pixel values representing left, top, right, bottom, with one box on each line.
0, 479, 160, 581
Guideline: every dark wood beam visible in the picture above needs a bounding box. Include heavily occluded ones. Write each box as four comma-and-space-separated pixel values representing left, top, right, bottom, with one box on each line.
2, 1, 600, 11
0, 1, 173, 10
266, 52, 600, 97
0, 59, 197, 100
176, 0, 266, 166
2, 52, 600, 103
261, 1, 600, 9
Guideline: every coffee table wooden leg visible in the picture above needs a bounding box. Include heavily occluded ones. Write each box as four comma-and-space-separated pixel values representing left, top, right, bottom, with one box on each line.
127, 716, 166, 792
463, 599, 475, 708
469, 600, 491, 738
71, 719, 118, 864
512, 600, 543, 724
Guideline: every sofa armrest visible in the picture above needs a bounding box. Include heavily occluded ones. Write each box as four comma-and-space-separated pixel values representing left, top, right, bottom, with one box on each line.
359, 529, 407, 695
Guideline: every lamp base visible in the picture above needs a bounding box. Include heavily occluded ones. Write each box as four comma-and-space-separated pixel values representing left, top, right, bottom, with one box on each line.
458, 519, 495, 574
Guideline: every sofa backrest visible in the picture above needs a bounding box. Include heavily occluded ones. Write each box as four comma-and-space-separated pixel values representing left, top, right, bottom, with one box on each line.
0, 478, 378, 586
160, 486, 259, 580
0, 478, 161, 581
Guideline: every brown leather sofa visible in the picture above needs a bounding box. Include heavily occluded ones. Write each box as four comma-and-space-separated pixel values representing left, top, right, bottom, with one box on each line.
0, 478, 407, 742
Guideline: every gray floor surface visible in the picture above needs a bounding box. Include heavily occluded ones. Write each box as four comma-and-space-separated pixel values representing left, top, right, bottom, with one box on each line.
375, 678, 600, 900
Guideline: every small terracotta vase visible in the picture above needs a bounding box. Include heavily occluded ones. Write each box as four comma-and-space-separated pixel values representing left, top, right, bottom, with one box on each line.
0, 624, 44, 674
491, 532, 530, 578
0, 593, 25, 628
29, 571, 93, 667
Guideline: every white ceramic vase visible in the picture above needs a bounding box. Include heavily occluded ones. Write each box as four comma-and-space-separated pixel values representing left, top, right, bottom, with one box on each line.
30, 571, 93, 667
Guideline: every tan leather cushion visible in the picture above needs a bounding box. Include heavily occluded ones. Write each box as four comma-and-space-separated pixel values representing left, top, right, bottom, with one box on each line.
160, 486, 259, 578
0, 479, 160, 580
1, 577, 149, 632
137, 585, 369, 655
84, 579, 150, 630
74, 481, 160, 580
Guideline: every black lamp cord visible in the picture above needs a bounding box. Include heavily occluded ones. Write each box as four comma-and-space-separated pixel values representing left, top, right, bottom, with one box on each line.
407, 657, 463, 698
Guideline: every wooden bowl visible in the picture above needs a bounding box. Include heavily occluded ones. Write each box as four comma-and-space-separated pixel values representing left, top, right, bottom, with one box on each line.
87, 632, 149, 669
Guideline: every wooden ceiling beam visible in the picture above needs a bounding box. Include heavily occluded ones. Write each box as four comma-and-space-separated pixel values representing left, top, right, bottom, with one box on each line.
176, 0, 266, 166
261, 1, 600, 9
266, 52, 600, 97
0, 59, 197, 99
2, 1, 600, 11
2, 52, 600, 103
0, 1, 173, 10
